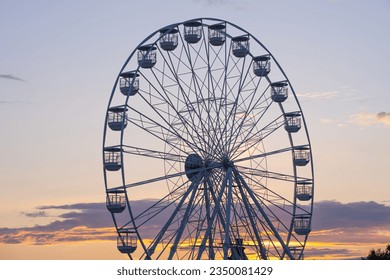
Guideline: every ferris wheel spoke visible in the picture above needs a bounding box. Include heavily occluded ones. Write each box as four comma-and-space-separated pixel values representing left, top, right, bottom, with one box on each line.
204, 35, 225, 99
174, 181, 212, 259
223, 54, 257, 151
241, 179, 312, 218
245, 190, 306, 257
204, 40, 233, 156
178, 37, 225, 158
230, 113, 284, 159
233, 146, 293, 165
202, 178, 215, 259
182, 196, 208, 259
222, 168, 234, 259
136, 55, 211, 155
223, 77, 270, 157
157, 51, 212, 152
168, 177, 201, 259
227, 92, 276, 158
173, 33, 211, 140
225, 82, 266, 152
134, 180, 189, 227
162, 183, 209, 259
137, 71, 209, 155
196, 168, 230, 259
206, 45, 231, 152
122, 145, 186, 162
236, 165, 299, 183
213, 55, 243, 153
228, 176, 268, 260
117, 163, 221, 190
125, 116, 189, 156
235, 166, 312, 214
127, 105, 204, 155
239, 170, 296, 209
146, 172, 204, 258
234, 175, 268, 259
232, 167, 294, 260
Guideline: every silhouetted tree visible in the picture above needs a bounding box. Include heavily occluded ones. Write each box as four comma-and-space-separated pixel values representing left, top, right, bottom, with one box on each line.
365, 244, 390, 260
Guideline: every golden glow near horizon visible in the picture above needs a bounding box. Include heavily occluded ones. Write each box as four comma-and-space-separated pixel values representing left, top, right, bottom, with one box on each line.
2, 222, 389, 260
0, 235, 384, 260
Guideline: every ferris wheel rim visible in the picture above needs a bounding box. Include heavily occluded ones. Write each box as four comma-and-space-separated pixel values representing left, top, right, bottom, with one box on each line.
103, 17, 314, 260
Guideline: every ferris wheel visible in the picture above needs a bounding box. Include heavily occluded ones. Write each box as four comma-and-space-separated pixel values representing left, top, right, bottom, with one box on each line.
103, 18, 314, 260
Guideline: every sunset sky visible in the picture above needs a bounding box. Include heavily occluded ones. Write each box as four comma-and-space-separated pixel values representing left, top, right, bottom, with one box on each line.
1, 0, 389, 260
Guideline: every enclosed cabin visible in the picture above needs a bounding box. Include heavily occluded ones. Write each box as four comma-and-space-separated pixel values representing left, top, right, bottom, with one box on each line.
119, 71, 139, 96
117, 229, 137, 254
106, 189, 126, 213
296, 180, 313, 201
107, 106, 128, 131
103, 147, 122, 171
253, 55, 271, 77
137, 45, 157, 69
294, 215, 311, 235
208, 23, 226, 46
159, 27, 179, 51
270, 81, 288, 102
232, 35, 250, 58
293, 146, 310, 167
184, 20, 202, 44
284, 112, 301, 133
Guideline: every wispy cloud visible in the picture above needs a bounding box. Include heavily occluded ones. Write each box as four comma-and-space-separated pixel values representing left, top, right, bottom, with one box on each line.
22, 211, 48, 218
298, 87, 367, 104
348, 112, 390, 127
0, 101, 32, 105
319, 118, 335, 125
320, 111, 390, 128
0, 74, 26, 82
297, 90, 339, 100
193, 0, 250, 9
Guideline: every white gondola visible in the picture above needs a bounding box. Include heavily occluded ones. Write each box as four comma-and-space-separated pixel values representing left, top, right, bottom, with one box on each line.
232, 36, 249, 58
119, 71, 139, 96
184, 21, 202, 44
137, 45, 157, 68
253, 55, 271, 77
284, 112, 301, 133
208, 23, 226, 46
159, 28, 179, 51
293, 146, 310, 166
117, 229, 137, 254
106, 189, 126, 213
270, 81, 288, 102
103, 147, 122, 171
296, 180, 313, 201
294, 215, 311, 235
107, 106, 127, 131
